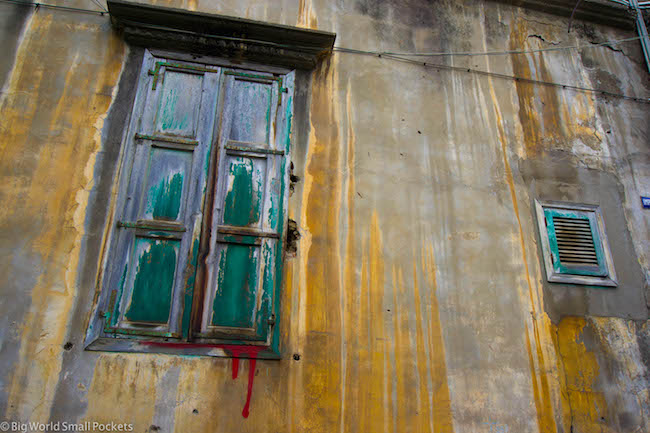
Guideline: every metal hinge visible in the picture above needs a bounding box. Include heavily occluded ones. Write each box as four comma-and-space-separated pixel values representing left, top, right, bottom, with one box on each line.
268, 314, 276, 326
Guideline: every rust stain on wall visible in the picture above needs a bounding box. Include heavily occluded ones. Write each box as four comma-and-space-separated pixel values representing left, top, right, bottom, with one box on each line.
297, 56, 343, 432
297, 0, 318, 30
356, 213, 386, 432
553, 317, 609, 432
509, 20, 604, 158
413, 259, 433, 432
341, 79, 359, 433
509, 20, 559, 157
421, 244, 455, 433
390, 265, 405, 432
486, 39, 560, 432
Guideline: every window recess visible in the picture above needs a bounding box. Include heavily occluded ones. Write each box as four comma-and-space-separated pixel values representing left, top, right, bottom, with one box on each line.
85, 51, 293, 358
535, 200, 617, 287
86, 0, 334, 358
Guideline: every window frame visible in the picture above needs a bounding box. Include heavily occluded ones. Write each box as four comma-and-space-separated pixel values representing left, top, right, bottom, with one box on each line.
86, 0, 334, 358
534, 200, 617, 287
84, 49, 295, 359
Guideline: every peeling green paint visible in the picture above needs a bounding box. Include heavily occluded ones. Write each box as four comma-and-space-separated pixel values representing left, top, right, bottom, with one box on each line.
268, 178, 279, 228
223, 158, 261, 227
110, 264, 129, 327
146, 172, 184, 221
125, 238, 178, 324
159, 87, 189, 132
284, 95, 293, 152
269, 91, 292, 346
258, 241, 273, 331
211, 244, 258, 328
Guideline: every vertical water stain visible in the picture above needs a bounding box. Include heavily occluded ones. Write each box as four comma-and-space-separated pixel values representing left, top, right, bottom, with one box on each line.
413, 259, 432, 433
358, 213, 386, 432
299, 56, 343, 432
509, 21, 563, 157
488, 32, 560, 432
297, 0, 318, 29
422, 244, 455, 433
341, 79, 360, 433
2, 12, 125, 421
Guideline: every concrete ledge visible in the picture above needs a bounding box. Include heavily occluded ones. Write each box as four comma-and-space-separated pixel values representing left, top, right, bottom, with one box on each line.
107, 0, 336, 69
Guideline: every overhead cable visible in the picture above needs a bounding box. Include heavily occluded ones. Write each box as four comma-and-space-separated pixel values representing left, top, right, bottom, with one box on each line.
65, 17, 650, 104
363, 52, 649, 103
89, 0, 108, 14
1, 0, 648, 103
335, 36, 642, 57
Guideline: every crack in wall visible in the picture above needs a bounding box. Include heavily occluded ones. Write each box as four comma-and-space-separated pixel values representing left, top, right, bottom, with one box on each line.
528, 34, 561, 45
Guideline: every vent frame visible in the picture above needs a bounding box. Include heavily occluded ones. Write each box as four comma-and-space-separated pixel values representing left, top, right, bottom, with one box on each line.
535, 200, 617, 287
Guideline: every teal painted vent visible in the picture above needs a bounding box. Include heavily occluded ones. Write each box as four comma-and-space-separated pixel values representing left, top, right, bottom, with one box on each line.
544, 209, 607, 277
535, 200, 617, 288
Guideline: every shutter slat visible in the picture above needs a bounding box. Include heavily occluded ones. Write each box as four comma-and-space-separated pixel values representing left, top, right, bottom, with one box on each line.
555, 228, 593, 234
556, 235, 595, 241
556, 246, 598, 253
559, 248, 597, 254
560, 260, 599, 265
555, 240, 595, 247
551, 215, 599, 268
559, 256, 598, 262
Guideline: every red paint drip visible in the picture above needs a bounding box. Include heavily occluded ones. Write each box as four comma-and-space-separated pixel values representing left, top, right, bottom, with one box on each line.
241, 358, 256, 418
221, 345, 264, 419
231, 358, 239, 379
140, 342, 265, 418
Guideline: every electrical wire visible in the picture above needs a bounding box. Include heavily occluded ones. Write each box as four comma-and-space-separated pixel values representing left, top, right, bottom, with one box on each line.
89, 0, 108, 14
364, 52, 649, 103
1, 0, 648, 103
123, 17, 644, 61
337, 36, 642, 57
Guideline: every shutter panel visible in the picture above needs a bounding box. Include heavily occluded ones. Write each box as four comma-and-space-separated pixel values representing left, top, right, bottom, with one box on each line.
101, 52, 221, 338
544, 208, 608, 277
200, 70, 293, 342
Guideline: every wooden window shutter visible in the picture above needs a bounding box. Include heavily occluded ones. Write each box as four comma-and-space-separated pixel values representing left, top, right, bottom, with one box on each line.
199, 70, 294, 343
102, 52, 222, 338
544, 208, 608, 277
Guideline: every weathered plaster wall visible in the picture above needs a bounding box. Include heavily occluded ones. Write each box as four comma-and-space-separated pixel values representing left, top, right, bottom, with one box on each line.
0, 3, 32, 95
0, 1, 648, 432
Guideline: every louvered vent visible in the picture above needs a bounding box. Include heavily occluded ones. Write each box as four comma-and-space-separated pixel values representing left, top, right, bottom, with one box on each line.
553, 217, 599, 266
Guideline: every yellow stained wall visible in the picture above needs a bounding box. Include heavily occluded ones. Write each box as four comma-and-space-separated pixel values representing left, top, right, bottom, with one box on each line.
0, 1, 648, 433
0, 6, 125, 422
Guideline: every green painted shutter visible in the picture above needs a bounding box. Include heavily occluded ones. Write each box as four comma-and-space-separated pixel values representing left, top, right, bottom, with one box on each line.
101, 52, 221, 338
544, 208, 608, 277
200, 70, 293, 343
